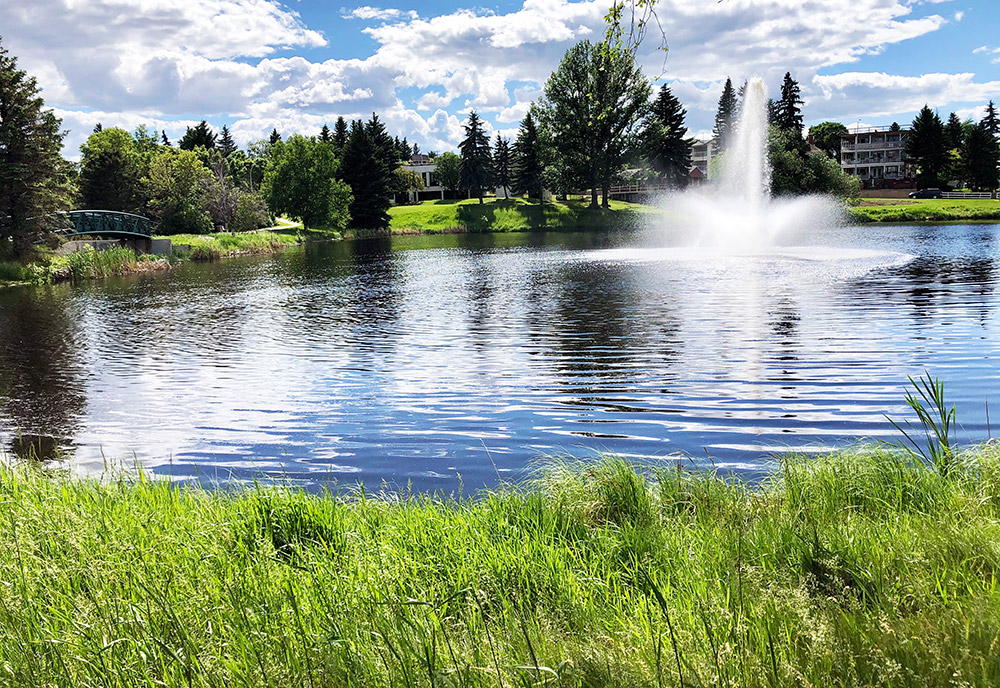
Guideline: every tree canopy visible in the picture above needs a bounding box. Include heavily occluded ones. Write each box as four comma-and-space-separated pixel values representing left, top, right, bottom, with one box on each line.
906, 105, 950, 189
459, 112, 493, 204
263, 135, 352, 230
0, 38, 71, 256
641, 84, 692, 186
808, 122, 848, 160
511, 112, 544, 200
178, 121, 216, 151
712, 78, 738, 151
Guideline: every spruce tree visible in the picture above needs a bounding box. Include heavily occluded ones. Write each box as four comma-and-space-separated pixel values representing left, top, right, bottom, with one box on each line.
319, 124, 332, 144
332, 117, 348, 154
398, 137, 411, 161
774, 72, 804, 134
269, 128, 282, 145
0, 39, 71, 256
962, 122, 1000, 191
339, 115, 396, 229
78, 128, 145, 214
179, 121, 216, 150
412, 142, 420, 157
982, 100, 999, 138
161, 130, 171, 146
493, 134, 511, 199
945, 112, 964, 149
641, 84, 693, 186
906, 105, 950, 189
713, 78, 737, 151
218, 125, 237, 157
512, 112, 544, 200
459, 111, 493, 204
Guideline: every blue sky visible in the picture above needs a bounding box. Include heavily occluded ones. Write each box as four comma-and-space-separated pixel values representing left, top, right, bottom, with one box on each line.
3, 0, 998, 158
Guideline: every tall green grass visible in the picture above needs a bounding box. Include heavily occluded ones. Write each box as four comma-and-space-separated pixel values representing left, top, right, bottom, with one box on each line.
1, 444, 1000, 687
171, 231, 300, 260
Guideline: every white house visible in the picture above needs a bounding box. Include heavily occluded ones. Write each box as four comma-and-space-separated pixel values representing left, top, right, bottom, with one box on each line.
401, 154, 445, 201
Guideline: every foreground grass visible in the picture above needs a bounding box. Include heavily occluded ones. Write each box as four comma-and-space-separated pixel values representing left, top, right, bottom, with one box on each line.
2, 447, 1000, 686
847, 197, 1000, 223
388, 197, 656, 233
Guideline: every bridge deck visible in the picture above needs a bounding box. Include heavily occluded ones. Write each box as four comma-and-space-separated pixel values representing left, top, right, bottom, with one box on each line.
55, 210, 156, 239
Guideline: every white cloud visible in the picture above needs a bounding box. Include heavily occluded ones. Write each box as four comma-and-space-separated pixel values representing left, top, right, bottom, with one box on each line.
341, 6, 419, 21
6, 0, 996, 154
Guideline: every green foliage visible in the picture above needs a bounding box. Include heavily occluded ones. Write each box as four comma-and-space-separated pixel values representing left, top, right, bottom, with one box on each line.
0, 38, 72, 256
641, 84, 693, 186
175, 231, 299, 261
712, 77, 738, 151
961, 122, 1000, 191
340, 116, 397, 229
433, 151, 462, 192
393, 167, 424, 198
178, 121, 216, 151
511, 112, 544, 199
808, 121, 849, 160
945, 112, 965, 149
459, 111, 493, 203
145, 149, 214, 235
768, 126, 859, 197
536, 40, 650, 208
847, 198, 1000, 223
63, 245, 142, 279
78, 127, 147, 213
982, 100, 999, 138
217, 124, 237, 157
229, 191, 272, 232
887, 372, 957, 476
907, 105, 951, 189
492, 134, 512, 198
263, 134, 352, 230
773, 71, 804, 135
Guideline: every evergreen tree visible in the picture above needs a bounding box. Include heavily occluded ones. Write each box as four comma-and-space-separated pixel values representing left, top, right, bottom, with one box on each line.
269, 128, 282, 145
641, 84, 693, 186
412, 142, 421, 157
982, 100, 999, 138
459, 111, 493, 204
218, 125, 237, 157
93, 123, 102, 133
945, 112, 965, 149
332, 117, 348, 153
340, 115, 396, 228
774, 72, 804, 134
493, 134, 511, 199
178, 121, 216, 150
713, 78, 738, 151
78, 128, 145, 213
906, 105, 950, 189
398, 136, 411, 161
889, 122, 901, 131
961, 122, 1000, 191
512, 112, 544, 200
0, 39, 71, 255
161, 130, 171, 146
319, 124, 332, 144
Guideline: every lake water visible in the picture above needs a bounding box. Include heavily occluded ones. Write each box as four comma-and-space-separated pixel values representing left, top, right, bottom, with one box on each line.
1, 223, 998, 490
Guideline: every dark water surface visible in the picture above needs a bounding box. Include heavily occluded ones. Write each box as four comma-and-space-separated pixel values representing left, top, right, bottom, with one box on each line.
1, 224, 998, 489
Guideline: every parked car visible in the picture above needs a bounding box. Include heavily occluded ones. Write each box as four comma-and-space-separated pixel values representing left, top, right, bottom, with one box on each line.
909, 188, 943, 199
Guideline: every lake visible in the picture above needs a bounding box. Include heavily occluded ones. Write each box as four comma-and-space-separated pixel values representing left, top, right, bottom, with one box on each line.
1, 223, 998, 490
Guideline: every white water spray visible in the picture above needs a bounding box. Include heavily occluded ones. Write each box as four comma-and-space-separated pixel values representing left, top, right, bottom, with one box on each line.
661, 77, 839, 251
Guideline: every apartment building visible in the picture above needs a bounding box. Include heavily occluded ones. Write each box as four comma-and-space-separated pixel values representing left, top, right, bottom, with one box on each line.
691, 139, 715, 178
839, 126, 913, 190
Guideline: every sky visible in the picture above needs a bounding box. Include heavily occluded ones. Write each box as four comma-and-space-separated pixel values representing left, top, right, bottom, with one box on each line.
3, 0, 999, 159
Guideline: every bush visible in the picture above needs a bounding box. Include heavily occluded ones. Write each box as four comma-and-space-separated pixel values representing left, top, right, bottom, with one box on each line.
230, 190, 271, 232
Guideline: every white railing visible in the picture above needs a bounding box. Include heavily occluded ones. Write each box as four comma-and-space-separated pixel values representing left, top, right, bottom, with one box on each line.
942, 192, 995, 199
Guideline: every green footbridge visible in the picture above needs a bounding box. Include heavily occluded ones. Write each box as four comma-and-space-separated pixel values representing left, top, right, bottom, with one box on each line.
53, 210, 157, 240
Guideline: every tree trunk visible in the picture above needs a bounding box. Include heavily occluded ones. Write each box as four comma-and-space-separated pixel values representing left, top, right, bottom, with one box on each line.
590, 186, 598, 208
602, 185, 610, 209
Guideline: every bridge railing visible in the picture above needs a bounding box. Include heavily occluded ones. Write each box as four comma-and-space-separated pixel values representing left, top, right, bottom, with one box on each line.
53, 210, 156, 239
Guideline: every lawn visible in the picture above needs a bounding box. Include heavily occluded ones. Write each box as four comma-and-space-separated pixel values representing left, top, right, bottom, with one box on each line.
847, 197, 1000, 223
388, 196, 656, 233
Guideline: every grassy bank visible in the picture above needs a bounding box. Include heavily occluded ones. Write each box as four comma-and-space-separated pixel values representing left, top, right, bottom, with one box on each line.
847, 197, 1000, 223
2, 446, 1000, 686
168, 230, 302, 260
0, 246, 172, 286
388, 197, 656, 233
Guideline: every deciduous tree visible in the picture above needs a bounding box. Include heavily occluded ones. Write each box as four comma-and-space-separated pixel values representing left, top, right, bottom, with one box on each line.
263, 135, 352, 230
78, 128, 145, 213
808, 121, 848, 160
434, 152, 462, 195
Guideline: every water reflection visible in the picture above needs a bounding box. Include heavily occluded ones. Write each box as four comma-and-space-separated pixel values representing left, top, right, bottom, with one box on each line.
0, 225, 999, 489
